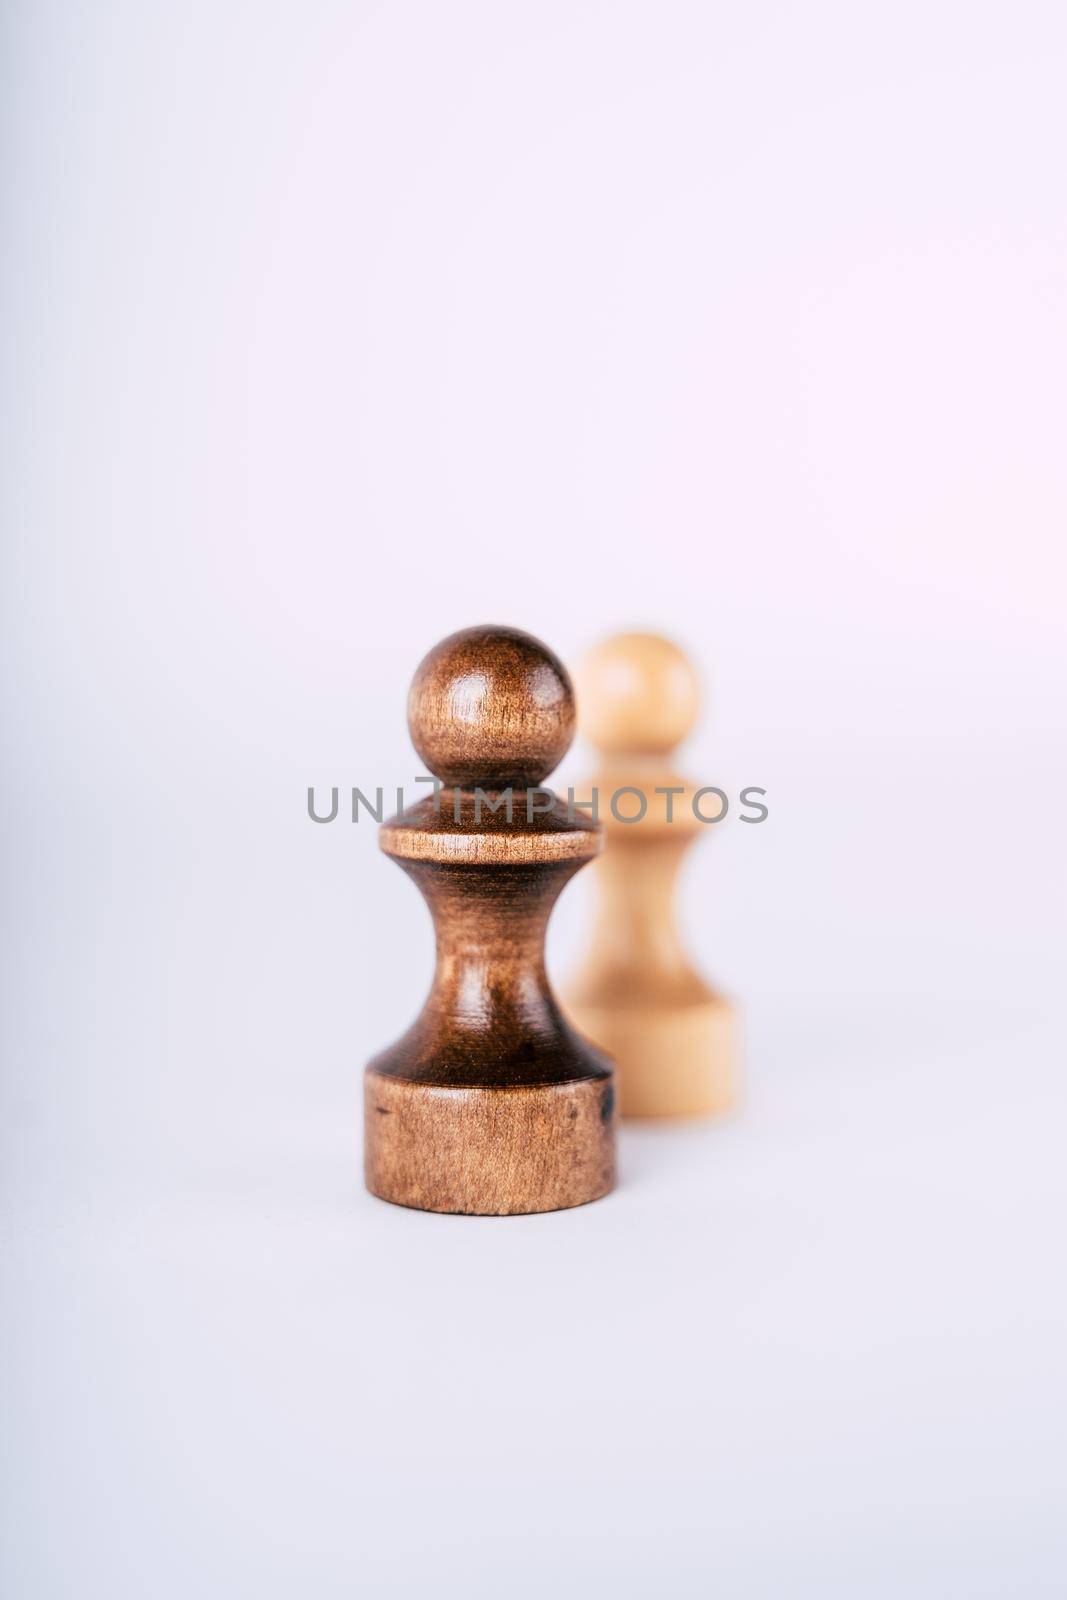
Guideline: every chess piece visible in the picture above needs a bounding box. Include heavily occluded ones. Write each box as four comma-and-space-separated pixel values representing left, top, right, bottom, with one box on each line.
365, 624, 616, 1215
564, 632, 737, 1118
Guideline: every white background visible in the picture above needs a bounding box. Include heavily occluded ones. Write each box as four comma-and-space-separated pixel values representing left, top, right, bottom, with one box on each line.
3, 2, 1066, 1595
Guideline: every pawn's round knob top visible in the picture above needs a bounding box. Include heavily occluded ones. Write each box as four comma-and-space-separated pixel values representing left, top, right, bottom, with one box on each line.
408, 624, 576, 787
576, 632, 700, 756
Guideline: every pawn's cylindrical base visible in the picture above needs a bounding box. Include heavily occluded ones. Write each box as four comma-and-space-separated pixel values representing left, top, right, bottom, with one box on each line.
364, 1070, 616, 1216
566, 996, 736, 1119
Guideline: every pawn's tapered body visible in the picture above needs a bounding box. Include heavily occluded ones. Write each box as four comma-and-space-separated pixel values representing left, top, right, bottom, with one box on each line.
364, 629, 615, 1215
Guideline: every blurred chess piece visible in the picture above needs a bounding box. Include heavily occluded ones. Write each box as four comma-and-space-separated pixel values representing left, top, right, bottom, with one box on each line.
564, 632, 737, 1118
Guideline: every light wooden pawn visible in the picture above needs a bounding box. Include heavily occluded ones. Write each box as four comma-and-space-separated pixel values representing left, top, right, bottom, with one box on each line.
564, 633, 737, 1119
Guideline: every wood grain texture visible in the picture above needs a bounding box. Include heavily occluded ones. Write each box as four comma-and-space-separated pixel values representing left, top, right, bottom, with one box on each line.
566, 633, 738, 1119
407, 624, 575, 788
365, 625, 616, 1215
365, 1072, 614, 1216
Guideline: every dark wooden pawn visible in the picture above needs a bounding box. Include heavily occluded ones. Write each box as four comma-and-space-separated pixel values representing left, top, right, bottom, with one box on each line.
364, 624, 616, 1215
